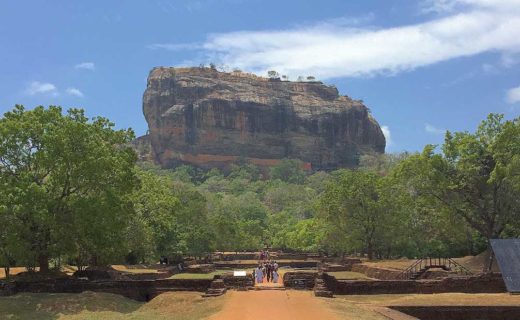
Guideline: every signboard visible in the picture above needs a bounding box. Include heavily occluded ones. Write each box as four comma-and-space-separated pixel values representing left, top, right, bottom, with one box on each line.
234, 270, 247, 277
491, 239, 520, 293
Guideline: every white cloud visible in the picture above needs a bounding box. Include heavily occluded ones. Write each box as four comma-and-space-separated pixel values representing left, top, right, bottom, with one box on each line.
146, 43, 201, 51
191, 0, 520, 79
25, 81, 58, 95
66, 87, 84, 98
74, 62, 95, 71
425, 123, 446, 134
506, 85, 520, 104
381, 125, 392, 146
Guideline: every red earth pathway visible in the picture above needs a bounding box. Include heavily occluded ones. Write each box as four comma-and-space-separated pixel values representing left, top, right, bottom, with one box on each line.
207, 290, 342, 320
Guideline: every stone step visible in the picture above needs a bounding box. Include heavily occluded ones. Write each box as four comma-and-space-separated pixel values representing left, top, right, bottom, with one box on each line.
203, 287, 227, 298
203, 293, 225, 298
314, 290, 334, 298
251, 286, 286, 291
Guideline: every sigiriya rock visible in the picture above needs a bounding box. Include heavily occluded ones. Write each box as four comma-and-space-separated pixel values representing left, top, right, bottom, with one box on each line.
140, 67, 386, 170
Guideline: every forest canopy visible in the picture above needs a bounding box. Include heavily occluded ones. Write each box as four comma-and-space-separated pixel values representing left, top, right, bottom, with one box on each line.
1, 105, 519, 276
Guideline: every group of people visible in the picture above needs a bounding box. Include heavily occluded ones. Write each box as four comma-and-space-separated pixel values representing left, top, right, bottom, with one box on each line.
253, 260, 279, 284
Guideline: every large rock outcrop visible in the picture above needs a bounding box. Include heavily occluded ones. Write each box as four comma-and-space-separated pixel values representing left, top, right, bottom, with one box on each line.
142, 67, 385, 170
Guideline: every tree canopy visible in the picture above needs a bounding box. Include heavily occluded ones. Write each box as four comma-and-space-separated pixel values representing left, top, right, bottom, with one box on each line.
1, 106, 518, 274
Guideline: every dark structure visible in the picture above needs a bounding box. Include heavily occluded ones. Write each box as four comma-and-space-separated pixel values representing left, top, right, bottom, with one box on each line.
491, 239, 520, 293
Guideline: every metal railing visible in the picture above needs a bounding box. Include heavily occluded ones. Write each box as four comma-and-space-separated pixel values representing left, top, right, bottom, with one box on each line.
397, 257, 473, 280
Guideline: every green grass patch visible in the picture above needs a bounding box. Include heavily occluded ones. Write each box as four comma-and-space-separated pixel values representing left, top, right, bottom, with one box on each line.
168, 270, 230, 279
327, 271, 373, 280
0, 291, 226, 320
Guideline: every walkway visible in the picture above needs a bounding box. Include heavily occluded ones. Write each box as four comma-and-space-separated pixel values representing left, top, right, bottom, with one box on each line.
207, 290, 341, 320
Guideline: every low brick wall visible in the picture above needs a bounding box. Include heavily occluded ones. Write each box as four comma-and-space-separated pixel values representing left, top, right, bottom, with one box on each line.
324, 273, 506, 295
123, 271, 173, 281
221, 274, 254, 289
392, 306, 520, 320
215, 261, 318, 269
213, 253, 258, 261
185, 264, 215, 274
351, 264, 402, 280
321, 264, 351, 272
283, 272, 317, 289
3, 278, 213, 301
0, 281, 15, 296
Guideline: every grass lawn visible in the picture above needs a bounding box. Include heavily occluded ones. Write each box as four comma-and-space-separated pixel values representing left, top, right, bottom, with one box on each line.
336, 293, 520, 306
111, 265, 162, 274
0, 291, 226, 320
323, 298, 388, 320
326, 271, 373, 280
168, 270, 230, 279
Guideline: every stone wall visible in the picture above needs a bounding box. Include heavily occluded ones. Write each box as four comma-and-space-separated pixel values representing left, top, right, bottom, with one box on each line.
4, 278, 213, 301
214, 261, 318, 269
220, 273, 254, 289
324, 273, 506, 295
216, 253, 258, 260
283, 272, 317, 289
351, 264, 402, 280
0, 281, 15, 296
123, 271, 175, 280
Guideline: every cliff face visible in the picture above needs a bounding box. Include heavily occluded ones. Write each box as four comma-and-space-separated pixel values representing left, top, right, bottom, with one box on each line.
142, 67, 385, 170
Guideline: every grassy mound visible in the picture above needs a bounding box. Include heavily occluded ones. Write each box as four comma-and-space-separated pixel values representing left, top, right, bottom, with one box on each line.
0, 291, 226, 320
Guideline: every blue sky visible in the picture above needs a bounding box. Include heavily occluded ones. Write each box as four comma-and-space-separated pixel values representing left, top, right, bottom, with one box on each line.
1, 0, 519, 152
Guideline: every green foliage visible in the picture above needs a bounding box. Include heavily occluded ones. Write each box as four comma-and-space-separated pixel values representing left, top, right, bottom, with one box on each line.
128, 169, 180, 262
270, 158, 307, 184
0, 105, 138, 270
317, 170, 396, 259
390, 114, 520, 267
171, 181, 213, 256
1, 106, 518, 271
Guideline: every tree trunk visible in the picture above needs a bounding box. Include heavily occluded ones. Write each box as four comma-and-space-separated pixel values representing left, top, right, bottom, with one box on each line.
38, 254, 49, 273
367, 242, 374, 260
487, 250, 495, 272
482, 240, 495, 273
4, 267, 9, 279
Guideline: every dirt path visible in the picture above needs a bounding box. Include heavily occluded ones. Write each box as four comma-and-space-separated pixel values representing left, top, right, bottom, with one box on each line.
207, 290, 342, 320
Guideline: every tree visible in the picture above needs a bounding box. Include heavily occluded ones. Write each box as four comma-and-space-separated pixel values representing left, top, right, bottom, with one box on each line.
270, 159, 307, 184
208, 193, 267, 252
128, 169, 181, 263
267, 70, 279, 79
285, 219, 324, 252
360, 152, 409, 176
317, 170, 396, 259
0, 105, 138, 272
306, 76, 316, 81
394, 114, 520, 271
172, 182, 213, 257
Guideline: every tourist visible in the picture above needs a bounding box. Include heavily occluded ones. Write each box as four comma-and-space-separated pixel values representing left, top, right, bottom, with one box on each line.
272, 269, 279, 283
266, 262, 271, 282
255, 265, 263, 283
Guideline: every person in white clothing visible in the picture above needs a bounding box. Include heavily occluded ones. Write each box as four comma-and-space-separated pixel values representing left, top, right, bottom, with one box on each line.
255, 265, 264, 283
272, 270, 279, 283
